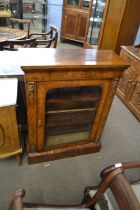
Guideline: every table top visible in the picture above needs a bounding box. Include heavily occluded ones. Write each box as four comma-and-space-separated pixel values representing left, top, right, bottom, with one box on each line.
0, 27, 27, 43
0, 78, 18, 107
19, 48, 129, 70
0, 51, 23, 77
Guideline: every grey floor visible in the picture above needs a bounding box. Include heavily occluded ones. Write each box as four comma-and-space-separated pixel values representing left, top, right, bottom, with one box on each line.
0, 95, 140, 210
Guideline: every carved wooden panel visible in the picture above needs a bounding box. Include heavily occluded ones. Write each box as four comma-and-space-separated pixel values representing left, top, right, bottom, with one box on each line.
61, 10, 78, 40
76, 13, 88, 41
117, 46, 140, 121
117, 67, 136, 100
129, 81, 140, 119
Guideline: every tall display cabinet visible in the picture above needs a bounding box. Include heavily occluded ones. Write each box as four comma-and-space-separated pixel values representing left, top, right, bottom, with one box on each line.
98, 0, 140, 54
61, 0, 93, 43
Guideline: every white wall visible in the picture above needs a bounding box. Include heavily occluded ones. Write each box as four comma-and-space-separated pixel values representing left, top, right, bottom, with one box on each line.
134, 26, 140, 45
47, 0, 63, 41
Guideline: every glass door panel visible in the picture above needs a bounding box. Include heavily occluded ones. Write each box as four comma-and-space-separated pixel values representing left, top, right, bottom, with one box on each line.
81, 0, 90, 9
45, 86, 102, 147
87, 0, 106, 45
67, 0, 80, 6
0, 0, 11, 26
22, 0, 48, 33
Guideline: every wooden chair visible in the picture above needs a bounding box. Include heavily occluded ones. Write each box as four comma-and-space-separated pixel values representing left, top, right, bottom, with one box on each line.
10, 18, 32, 38
29, 25, 59, 48
6, 37, 37, 51
9, 161, 140, 210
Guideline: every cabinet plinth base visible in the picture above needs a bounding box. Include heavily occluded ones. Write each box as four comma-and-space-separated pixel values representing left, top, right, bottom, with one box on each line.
27, 142, 101, 164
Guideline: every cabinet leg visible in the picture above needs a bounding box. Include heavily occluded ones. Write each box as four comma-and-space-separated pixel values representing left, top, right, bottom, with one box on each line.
16, 153, 22, 166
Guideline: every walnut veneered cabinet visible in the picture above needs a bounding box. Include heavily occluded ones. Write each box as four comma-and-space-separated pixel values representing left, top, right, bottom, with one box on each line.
61, 0, 93, 43
21, 48, 129, 164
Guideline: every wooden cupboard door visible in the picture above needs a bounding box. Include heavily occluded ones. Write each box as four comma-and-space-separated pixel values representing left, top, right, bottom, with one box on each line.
61, 10, 78, 40
0, 106, 20, 158
128, 81, 140, 120
76, 13, 88, 41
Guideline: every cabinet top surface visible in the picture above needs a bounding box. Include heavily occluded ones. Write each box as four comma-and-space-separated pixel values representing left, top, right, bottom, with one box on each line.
19, 49, 129, 72
0, 49, 129, 77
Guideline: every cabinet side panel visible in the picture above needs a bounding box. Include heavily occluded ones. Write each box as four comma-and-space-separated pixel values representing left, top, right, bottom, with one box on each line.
114, 0, 140, 54
98, 0, 126, 50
